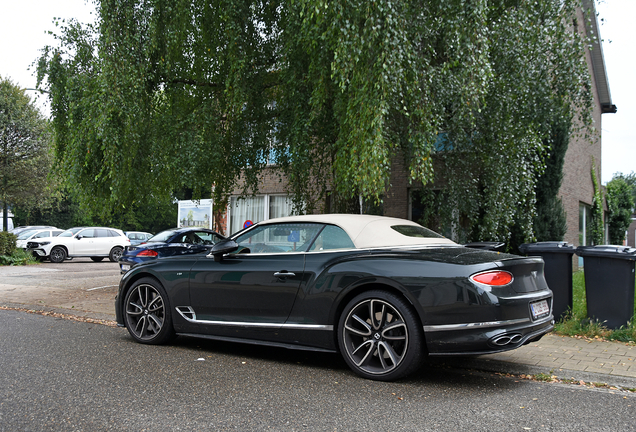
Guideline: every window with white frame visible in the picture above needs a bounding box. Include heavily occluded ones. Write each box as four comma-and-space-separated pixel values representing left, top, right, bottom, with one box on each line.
228, 195, 296, 235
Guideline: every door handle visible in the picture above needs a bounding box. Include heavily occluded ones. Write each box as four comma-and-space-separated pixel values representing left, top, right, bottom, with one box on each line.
274, 271, 296, 278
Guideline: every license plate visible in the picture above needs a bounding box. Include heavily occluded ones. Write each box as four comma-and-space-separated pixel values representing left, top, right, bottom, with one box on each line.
121, 264, 130, 272
530, 299, 550, 319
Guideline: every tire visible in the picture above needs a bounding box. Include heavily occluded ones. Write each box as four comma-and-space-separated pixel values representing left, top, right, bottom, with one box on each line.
109, 246, 123, 262
338, 290, 424, 381
123, 277, 176, 345
49, 246, 67, 263
90, 257, 104, 262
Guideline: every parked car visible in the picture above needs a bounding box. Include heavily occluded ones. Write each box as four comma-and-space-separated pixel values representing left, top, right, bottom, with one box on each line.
16, 228, 64, 249
125, 231, 153, 246
119, 227, 225, 273
10, 225, 56, 236
116, 214, 554, 381
27, 227, 131, 263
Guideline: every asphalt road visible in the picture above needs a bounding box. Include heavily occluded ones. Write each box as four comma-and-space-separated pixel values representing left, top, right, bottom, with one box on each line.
1, 309, 635, 432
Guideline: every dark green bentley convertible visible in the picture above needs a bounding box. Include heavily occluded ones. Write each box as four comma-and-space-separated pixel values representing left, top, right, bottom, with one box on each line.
115, 214, 553, 381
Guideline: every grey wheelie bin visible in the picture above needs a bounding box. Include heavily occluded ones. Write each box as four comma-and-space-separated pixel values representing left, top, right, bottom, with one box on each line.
518, 241, 576, 320
576, 245, 636, 329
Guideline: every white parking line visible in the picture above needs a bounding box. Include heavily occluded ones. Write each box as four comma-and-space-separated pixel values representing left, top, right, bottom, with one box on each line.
87, 285, 118, 291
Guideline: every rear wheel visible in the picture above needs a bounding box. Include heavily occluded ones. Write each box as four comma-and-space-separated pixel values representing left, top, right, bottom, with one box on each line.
109, 246, 123, 262
338, 290, 424, 381
90, 257, 104, 262
123, 278, 175, 344
49, 247, 66, 263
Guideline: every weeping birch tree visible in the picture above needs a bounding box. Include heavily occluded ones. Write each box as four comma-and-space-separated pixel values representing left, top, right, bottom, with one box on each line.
38, 0, 594, 241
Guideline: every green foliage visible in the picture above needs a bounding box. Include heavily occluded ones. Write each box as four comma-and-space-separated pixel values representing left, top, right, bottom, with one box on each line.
12, 192, 92, 230
534, 119, 569, 242
589, 161, 604, 245
0, 248, 39, 266
0, 76, 54, 231
14, 190, 177, 233
606, 176, 634, 245
0, 231, 17, 256
37, 0, 594, 236
611, 171, 636, 210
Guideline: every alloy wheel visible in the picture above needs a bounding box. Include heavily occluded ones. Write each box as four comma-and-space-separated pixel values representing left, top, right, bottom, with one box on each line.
125, 283, 166, 341
342, 298, 409, 375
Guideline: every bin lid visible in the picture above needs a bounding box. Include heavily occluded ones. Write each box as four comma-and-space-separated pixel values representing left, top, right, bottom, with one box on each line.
575, 245, 636, 260
463, 241, 506, 251
519, 241, 576, 254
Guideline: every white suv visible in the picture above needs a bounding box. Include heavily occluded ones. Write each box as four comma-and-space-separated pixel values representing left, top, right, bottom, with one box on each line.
27, 227, 131, 263
16, 228, 64, 249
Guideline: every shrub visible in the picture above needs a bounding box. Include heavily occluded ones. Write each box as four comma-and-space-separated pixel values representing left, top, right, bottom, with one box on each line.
0, 248, 38, 266
0, 231, 17, 256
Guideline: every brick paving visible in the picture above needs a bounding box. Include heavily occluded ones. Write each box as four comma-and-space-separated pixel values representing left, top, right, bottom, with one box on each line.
479, 334, 636, 378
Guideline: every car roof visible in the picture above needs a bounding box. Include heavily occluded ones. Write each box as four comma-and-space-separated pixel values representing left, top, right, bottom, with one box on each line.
254, 214, 457, 249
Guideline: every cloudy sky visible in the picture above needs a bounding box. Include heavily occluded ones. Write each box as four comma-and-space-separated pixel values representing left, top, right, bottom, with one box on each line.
1, 0, 633, 184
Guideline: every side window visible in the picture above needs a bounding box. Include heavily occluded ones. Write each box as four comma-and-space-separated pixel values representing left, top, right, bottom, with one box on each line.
308, 225, 355, 252
108, 230, 121, 237
234, 223, 322, 254
53, 230, 63, 236
33, 232, 48, 239
195, 231, 219, 245
79, 229, 95, 238
96, 229, 109, 237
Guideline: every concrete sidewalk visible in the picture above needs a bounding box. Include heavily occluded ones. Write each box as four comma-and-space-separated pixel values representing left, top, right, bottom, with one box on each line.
1, 285, 635, 389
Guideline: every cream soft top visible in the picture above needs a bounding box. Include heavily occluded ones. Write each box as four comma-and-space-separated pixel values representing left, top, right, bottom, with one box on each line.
256, 214, 457, 249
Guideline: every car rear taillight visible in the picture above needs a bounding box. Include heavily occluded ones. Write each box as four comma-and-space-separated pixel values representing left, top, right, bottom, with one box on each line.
137, 249, 159, 257
470, 271, 513, 286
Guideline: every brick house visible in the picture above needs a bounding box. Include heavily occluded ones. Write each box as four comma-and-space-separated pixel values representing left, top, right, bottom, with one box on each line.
628, 216, 636, 248
559, 0, 616, 268
217, 0, 615, 266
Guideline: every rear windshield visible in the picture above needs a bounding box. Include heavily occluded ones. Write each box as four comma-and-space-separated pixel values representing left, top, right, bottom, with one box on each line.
391, 225, 445, 239
147, 229, 179, 243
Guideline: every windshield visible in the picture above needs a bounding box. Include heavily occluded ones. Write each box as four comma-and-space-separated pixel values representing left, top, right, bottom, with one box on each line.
59, 228, 83, 238
17, 230, 37, 240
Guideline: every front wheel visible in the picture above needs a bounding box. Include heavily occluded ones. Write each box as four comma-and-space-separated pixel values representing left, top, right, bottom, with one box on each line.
49, 246, 67, 263
123, 278, 175, 344
109, 246, 123, 262
338, 290, 424, 381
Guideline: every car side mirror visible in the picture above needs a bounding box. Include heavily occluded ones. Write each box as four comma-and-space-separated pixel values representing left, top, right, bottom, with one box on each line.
210, 239, 239, 262
76, 235, 82, 240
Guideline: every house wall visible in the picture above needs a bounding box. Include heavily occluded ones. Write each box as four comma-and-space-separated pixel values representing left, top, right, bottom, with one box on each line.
558, 6, 606, 270
628, 218, 636, 247
384, 155, 410, 220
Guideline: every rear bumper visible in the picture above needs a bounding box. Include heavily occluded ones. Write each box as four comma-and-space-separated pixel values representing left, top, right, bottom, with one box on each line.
425, 314, 554, 356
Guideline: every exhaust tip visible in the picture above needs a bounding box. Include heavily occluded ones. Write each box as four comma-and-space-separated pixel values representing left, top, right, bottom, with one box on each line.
491, 333, 523, 347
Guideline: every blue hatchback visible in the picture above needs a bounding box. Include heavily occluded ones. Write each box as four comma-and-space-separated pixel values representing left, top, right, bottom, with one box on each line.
119, 227, 225, 273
